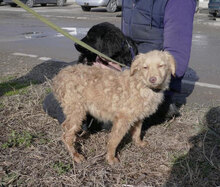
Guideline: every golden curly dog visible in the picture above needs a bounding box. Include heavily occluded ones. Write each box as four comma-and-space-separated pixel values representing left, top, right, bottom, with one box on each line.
52, 50, 176, 165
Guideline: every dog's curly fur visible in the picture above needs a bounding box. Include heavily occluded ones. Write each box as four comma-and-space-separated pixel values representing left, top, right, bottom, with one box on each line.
75, 22, 138, 66
52, 50, 176, 165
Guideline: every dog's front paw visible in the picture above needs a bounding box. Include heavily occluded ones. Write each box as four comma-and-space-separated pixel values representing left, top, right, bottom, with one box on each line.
135, 140, 148, 148
106, 155, 119, 165
73, 152, 85, 163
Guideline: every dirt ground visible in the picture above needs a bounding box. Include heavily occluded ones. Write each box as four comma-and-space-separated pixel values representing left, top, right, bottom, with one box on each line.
0, 52, 220, 186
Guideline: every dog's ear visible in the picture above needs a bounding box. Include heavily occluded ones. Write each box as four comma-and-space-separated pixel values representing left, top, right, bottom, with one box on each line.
163, 51, 176, 76
130, 53, 143, 76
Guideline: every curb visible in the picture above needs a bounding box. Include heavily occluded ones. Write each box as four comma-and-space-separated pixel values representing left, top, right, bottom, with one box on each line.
195, 12, 220, 27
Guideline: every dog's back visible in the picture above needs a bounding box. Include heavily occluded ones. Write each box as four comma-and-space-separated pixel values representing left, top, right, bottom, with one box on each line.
53, 63, 164, 123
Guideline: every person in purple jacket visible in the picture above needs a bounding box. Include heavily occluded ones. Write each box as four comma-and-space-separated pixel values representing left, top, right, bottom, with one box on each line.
121, 0, 196, 119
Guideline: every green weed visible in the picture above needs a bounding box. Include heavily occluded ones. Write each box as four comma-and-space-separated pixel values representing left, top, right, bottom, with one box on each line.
53, 161, 72, 175
2, 130, 35, 149
36, 133, 51, 145
169, 151, 188, 166
2, 131, 50, 149
45, 87, 52, 94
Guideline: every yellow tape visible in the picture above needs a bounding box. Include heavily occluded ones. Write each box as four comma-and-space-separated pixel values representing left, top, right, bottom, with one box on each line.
12, 0, 125, 66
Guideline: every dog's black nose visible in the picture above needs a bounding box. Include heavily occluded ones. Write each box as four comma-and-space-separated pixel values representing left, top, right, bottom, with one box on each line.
149, 77, 157, 83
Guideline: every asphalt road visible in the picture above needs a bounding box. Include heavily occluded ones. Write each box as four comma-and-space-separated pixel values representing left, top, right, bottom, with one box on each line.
0, 2, 220, 105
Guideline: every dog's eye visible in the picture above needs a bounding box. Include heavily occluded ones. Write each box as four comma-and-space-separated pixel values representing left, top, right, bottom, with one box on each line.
143, 66, 149, 69
158, 64, 165, 68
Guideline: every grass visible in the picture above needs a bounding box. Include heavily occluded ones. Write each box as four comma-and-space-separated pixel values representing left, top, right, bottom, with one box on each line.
2, 130, 50, 149
53, 161, 72, 175
0, 172, 19, 186
0, 75, 16, 82
0, 102, 4, 110
45, 87, 52, 94
2, 130, 35, 149
0, 80, 37, 96
169, 151, 188, 166
0, 77, 219, 186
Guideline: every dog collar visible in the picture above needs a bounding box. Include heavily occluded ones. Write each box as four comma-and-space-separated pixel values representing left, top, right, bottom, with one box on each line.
151, 88, 163, 93
125, 40, 135, 61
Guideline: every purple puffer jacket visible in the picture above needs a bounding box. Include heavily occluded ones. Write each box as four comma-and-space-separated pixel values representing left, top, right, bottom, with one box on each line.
122, 0, 196, 93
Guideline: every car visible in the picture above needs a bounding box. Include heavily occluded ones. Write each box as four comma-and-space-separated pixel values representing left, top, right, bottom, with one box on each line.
208, 0, 220, 17
3, 0, 66, 7
196, 0, 199, 12
75, 0, 122, 13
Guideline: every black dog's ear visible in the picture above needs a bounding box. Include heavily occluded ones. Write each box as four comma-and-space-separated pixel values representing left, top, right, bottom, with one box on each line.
93, 37, 104, 53
100, 32, 123, 58
117, 36, 138, 66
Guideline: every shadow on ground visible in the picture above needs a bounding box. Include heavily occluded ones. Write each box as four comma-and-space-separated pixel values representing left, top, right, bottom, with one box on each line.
142, 67, 199, 131
165, 106, 220, 186
0, 60, 76, 97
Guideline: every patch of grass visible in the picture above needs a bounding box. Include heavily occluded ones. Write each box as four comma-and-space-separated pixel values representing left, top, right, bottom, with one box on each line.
45, 87, 52, 94
0, 80, 38, 96
169, 151, 188, 166
199, 161, 215, 177
0, 75, 16, 82
4, 87, 29, 96
0, 172, 19, 186
2, 130, 35, 149
0, 102, 4, 110
53, 161, 72, 175
36, 133, 51, 145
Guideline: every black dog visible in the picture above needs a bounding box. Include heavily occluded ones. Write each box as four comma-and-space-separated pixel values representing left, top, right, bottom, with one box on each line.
75, 22, 138, 67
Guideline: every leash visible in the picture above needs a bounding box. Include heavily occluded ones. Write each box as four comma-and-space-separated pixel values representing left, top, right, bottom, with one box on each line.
12, 0, 127, 68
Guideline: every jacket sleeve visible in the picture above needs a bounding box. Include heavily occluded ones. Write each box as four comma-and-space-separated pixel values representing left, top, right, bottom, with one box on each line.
163, 0, 196, 78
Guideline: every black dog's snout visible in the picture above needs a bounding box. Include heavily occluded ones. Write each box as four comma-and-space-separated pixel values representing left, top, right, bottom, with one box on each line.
149, 77, 157, 83
74, 43, 83, 52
